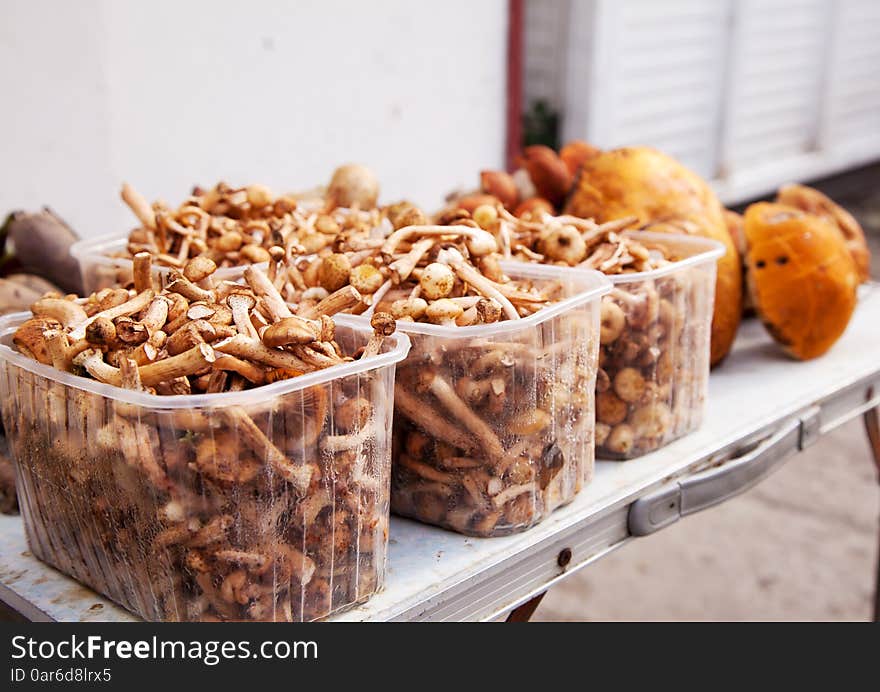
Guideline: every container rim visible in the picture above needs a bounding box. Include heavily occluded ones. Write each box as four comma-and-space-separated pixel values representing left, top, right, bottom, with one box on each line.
70, 233, 267, 276
361, 261, 612, 337
607, 231, 725, 283
0, 313, 411, 408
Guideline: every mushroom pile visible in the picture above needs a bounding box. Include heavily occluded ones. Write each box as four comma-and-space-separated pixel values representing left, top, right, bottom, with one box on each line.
391, 309, 597, 535
369, 214, 596, 535
6, 255, 397, 621
117, 175, 383, 272
439, 202, 712, 460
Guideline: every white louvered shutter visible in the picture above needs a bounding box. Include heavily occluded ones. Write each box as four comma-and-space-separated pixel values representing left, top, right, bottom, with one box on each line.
823, 0, 880, 153
561, 0, 731, 179
549, 0, 880, 204
720, 0, 829, 177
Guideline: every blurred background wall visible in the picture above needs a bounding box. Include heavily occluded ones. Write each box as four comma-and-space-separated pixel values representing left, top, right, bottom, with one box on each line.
0, 0, 508, 238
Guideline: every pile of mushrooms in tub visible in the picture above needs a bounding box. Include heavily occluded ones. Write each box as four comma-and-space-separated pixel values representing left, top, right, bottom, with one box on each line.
2, 162, 721, 621
12, 164, 696, 533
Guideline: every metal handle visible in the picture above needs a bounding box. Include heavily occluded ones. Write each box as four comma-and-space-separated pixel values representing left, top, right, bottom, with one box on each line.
628, 417, 803, 536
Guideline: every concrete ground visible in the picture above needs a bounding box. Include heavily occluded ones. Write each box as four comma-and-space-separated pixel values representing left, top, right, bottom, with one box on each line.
536, 165, 880, 622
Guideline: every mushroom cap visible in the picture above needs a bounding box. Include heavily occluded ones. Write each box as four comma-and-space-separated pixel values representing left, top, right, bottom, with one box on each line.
479, 170, 519, 209
743, 202, 858, 360
454, 194, 500, 215
514, 197, 554, 220
425, 298, 464, 324
538, 224, 587, 265
518, 145, 572, 207
226, 291, 257, 309
419, 262, 455, 300
13, 316, 62, 364
317, 253, 352, 292
183, 256, 218, 282
327, 164, 380, 210
775, 183, 871, 282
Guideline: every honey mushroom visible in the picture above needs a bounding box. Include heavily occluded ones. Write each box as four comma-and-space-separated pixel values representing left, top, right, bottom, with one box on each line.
10, 251, 399, 621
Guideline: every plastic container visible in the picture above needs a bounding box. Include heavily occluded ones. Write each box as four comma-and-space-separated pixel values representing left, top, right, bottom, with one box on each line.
0, 314, 410, 622
372, 262, 611, 537
70, 235, 266, 293
595, 231, 724, 459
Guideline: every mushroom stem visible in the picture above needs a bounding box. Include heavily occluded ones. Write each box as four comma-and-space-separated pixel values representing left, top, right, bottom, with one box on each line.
381, 224, 494, 256
214, 334, 314, 372
388, 237, 434, 284
436, 248, 519, 320
166, 275, 213, 303
70, 290, 155, 340
394, 384, 477, 453
244, 265, 292, 321
290, 344, 342, 369
298, 285, 362, 319
119, 357, 144, 391
421, 370, 505, 463
132, 252, 154, 293
212, 354, 266, 384
138, 342, 215, 386
491, 482, 537, 509
73, 349, 122, 386
320, 429, 371, 453
223, 406, 312, 494
140, 296, 169, 332
121, 182, 157, 230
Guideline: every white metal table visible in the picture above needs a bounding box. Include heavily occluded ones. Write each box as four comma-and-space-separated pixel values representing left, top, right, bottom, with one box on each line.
2, 287, 879, 622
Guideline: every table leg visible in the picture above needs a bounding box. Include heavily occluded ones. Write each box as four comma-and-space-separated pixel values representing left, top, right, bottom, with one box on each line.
505, 592, 546, 622
863, 405, 880, 622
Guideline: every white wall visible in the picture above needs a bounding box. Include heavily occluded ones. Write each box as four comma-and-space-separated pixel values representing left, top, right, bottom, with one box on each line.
0, 0, 508, 237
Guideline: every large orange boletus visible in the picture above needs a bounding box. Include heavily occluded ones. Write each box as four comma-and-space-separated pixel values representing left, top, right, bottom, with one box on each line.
743, 202, 858, 360
564, 146, 743, 365
775, 183, 871, 282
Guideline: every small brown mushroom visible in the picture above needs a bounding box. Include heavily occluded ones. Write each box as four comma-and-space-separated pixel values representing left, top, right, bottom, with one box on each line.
317, 253, 352, 292
539, 224, 587, 265
261, 316, 320, 347
596, 390, 628, 426
349, 263, 384, 294
600, 300, 626, 344
183, 256, 218, 284
604, 424, 635, 455
419, 262, 455, 300
389, 297, 428, 321
425, 298, 463, 325
613, 367, 646, 403
361, 312, 395, 358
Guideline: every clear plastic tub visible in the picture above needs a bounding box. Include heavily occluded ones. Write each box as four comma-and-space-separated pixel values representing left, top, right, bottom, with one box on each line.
0, 314, 410, 622
595, 231, 723, 459
70, 235, 266, 293
370, 262, 611, 537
